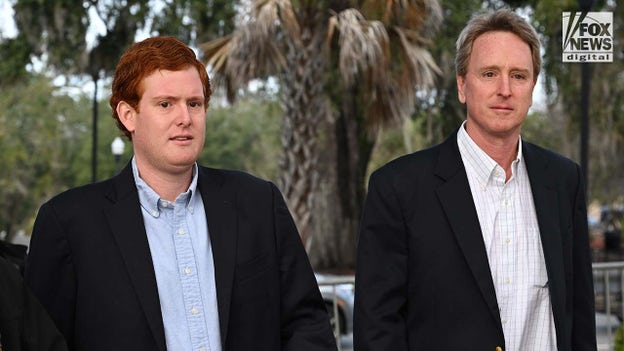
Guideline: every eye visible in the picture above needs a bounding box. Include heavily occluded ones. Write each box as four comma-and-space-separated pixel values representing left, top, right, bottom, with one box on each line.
512, 73, 527, 80
159, 101, 171, 108
482, 71, 496, 78
189, 101, 203, 108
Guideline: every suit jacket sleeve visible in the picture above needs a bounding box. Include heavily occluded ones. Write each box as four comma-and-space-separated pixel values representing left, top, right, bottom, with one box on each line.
571, 165, 597, 351
24, 201, 76, 349
271, 183, 338, 351
353, 169, 409, 351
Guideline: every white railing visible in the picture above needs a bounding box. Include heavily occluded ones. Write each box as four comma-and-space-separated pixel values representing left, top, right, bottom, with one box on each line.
593, 261, 624, 350
317, 276, 355, 351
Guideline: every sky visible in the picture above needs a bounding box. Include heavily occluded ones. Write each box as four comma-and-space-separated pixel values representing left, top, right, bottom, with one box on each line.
0, 0, 16, 39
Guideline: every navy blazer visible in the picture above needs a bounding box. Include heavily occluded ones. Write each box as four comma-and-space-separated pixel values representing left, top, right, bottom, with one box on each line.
25, 164, 337, 351
353, 131, 596, 351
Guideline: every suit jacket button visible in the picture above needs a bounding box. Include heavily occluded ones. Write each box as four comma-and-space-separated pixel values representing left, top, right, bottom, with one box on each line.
496, 347, 503, 351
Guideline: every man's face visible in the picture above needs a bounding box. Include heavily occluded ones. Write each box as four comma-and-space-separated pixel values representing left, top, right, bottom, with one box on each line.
457, 31, 536, 141
119, 67, 206, 176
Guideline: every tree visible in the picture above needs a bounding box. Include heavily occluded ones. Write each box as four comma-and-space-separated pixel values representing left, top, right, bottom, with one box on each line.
200, 93, 282, 180
530, 0, 624, 202
201, 0, 442, 270
0, 34, 31, 86
0, 75, 93, 242
414, 0, 484, 145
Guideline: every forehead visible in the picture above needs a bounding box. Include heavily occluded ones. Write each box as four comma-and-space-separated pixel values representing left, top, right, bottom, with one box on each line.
139, 67, 203, 96
469, 31, 533, 71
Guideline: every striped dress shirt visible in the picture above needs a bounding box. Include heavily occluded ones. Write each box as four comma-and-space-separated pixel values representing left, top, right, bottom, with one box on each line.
457, 123, 557, 351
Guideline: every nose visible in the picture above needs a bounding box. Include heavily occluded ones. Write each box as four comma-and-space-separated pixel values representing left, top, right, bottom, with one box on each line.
498, 76, 512, 97
176, 104, 192, 126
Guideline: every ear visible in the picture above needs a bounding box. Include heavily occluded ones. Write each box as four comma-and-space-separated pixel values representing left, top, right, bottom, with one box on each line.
116, 101, 137, 133
456, 75, 467, 104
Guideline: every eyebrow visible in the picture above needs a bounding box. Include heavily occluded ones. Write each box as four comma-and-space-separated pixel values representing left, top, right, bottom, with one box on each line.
150, 95, 205, 102
480, 65, 531, 73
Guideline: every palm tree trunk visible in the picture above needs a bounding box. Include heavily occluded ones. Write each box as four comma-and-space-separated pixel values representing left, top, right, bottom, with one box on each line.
278, 20, 329, 249
307, 82, 374, 272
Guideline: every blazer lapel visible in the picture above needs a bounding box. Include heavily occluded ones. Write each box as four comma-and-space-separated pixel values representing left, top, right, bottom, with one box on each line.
105, 165, 167, 351
523, 143, 566, 325
434, 133, 503, 331
197, 167, 238, 346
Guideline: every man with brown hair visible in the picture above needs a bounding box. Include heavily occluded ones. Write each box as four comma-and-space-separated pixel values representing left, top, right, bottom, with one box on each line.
354, 9, 596, 351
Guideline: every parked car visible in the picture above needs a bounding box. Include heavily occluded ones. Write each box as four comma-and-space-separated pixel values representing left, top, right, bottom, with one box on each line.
315, 273, 355, 336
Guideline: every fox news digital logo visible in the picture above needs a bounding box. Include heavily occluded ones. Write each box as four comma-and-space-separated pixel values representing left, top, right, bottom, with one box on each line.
562, 12, 613, 63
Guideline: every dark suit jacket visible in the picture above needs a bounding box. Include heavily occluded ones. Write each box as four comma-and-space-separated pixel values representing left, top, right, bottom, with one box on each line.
25, 164, 337, 351
353, 131, 596, 351
0, 256, 67, 351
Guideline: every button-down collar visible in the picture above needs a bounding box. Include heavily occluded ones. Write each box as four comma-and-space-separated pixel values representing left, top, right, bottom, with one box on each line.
132, 158, 199, 218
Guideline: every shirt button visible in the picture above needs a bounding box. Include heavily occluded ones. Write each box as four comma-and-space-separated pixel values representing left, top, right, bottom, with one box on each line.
506, 238, 511, 244
191, 307, 199, 315
199, 348, 206, 351
505, 277, 510, 284
184, 267, 192, 275
178, 228, 185, 235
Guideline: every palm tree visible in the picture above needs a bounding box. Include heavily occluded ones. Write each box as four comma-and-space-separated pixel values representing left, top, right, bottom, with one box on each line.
201, 0, 441, 270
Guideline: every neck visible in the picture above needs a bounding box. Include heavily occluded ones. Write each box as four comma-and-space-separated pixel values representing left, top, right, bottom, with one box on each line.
135, 160, 194, 202
464, 125, 519, 181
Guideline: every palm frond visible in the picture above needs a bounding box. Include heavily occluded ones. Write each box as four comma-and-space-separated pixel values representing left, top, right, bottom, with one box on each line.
330, 9, 390, 86
201, 34, 234, 74
362, 0, 442, 31
394, 26, 441, 89
200, 0, 302, 99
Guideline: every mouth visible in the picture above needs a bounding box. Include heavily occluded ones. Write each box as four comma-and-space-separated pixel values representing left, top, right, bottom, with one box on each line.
171, 136, 193, 141
491, 105, 514, 112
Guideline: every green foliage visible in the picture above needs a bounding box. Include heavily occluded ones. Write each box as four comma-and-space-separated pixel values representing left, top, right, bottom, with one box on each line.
151, 0, 237, 44
0, 35, 31, 86
11, 0, 238, 79
367, 118, 428, 176
200, 95, 282, 182
522, 110, 566, 151
531, 0, 624, 202
13, 0, 89, 73
415, 0, 483, 146
0, 75, 92, 239
615, 323, 624, 351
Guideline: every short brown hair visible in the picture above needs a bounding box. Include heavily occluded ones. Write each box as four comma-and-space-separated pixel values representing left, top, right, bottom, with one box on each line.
455, 9, 541, 81
110, 36, 211, 139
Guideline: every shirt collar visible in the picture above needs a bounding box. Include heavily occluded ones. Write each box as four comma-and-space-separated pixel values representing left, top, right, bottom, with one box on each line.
457, 121, 523, 185
132, 157, 200, 218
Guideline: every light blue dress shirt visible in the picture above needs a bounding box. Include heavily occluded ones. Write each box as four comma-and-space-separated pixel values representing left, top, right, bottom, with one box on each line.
132, 158, 222, 351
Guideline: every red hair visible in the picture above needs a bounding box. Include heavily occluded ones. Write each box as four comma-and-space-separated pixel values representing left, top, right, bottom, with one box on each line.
109, 36, 211, 139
